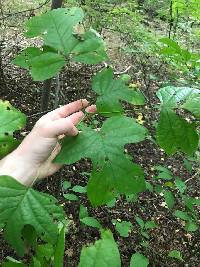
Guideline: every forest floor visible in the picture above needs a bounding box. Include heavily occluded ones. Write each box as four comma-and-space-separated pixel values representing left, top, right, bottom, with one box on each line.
0, 26, 200, 267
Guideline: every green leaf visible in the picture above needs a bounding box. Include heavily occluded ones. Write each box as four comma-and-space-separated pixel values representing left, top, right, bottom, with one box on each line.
185, 221, 198, 232
164, 190, 175, 209
25, 8, 84, 53
182, 93, 200, 118
130, 252, 149, 267
0, 101, 26, 159
156, 86, 200, 108
87, 158, 145, 206
71, 185, 87, 193
63, 193, 79, 201
72, 31, 108, 64
174, 210, 190, 221
183, 159, 193, 172
135, 216, 145, 229
2, 258, 26, 267
30, 52, 65, 81
106, 198, 116, 208
24, 8, 107, 64
155, 166, 173, 180
79, 205, 89, 219
92, 68, 145, 115
115, 221, 133, 237
79, 230, 121, 267
141, 231, 150, 239
56, 116, 147, 205
145, 220, 158, 230
62, 181, 71, 190
12, 47, 42, 69
175, 178, 186, 194
53, 226, 65, 267
159, 38, 181, 52
13, 48, 65, 81
80, 217, 102, 229
168, 250, 183, 261
156, 108, 198, 155
0, 176, 64, 256
36, 243, 53, 262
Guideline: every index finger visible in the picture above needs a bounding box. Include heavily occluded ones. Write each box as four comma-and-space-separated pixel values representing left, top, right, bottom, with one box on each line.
48, 99, 89, 120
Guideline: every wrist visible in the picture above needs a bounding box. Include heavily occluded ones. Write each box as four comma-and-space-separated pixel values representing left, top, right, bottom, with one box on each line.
0, 150, 36, 186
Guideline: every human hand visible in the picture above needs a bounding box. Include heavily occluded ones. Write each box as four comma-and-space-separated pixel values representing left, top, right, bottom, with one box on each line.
0, 99, 96, 186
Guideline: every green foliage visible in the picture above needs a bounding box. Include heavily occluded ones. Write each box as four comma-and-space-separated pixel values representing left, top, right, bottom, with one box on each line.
164, 190, 175, 209
80, 217, 102, 229
13, 8, 108, 81
130, 252, 149, 267
159, 38, 200, 76
0, 176, 64, 256
113, 220, 133, 237
0, 101, 26, 159
79, 230, 121, 267
55, 116, 147, 205
156, 86, 200, 155
92, 68, 145, 115
168, 249, 183, 261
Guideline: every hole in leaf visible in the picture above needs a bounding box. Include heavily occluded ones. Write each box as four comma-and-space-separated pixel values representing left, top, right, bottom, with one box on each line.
6, 106, 11, 111
4, 132, 9, 136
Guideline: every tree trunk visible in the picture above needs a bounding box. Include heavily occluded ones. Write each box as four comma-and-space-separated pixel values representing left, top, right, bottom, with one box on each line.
40, 0, 63, 111
51, 0, 63, 9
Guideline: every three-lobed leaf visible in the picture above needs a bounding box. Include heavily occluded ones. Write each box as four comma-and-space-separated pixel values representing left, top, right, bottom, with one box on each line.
92, 67, 145, 115
13, 8, 108, 81
0, 176, 64, 256
55, 116, 147, 205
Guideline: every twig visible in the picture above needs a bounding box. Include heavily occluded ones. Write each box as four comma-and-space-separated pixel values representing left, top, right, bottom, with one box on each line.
103, 62, 132, 75
1, 0, 50, 20
185, 170, 200, 183
54, 73, 60, 109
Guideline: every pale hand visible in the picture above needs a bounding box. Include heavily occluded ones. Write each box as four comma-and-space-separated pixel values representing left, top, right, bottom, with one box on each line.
0, 99, 96, 186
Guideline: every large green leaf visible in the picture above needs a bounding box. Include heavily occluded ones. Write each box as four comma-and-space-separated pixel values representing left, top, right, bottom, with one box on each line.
56, 116, 147, 164
156, 86, 200, 108
25, 8, 84, 54
55, 116, 147, 205
0, 176, 64, 256
182, 94, 200, 118
24, 8, 107, 64
13, 48, 65, 81
78, 230, 121, 267
156, 108, 198, 155
72, 31, 108, 64
92, 68, 145, 115
0, 101, 26, 158
87, 157, 145, 206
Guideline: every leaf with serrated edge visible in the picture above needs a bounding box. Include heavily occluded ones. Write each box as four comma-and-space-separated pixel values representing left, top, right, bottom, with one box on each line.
156, 108, 198, 155
24, 8, 107, 64
55, 116, 147, 205
157, 86, 200, 108
0, 176, 64, 256
0, 101, 26, 158
92, 68, 145, 115
182, 93, 200, 118
78, 230, 121, 267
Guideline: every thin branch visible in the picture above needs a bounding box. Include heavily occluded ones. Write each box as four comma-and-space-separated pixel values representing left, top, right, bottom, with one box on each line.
1, 0, 50, 20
